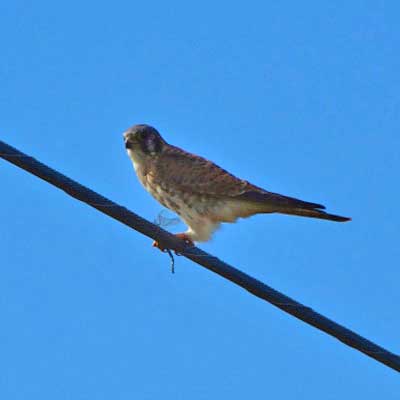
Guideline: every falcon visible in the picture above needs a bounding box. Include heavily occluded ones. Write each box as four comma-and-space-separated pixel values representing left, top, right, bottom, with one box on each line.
124, 124, 350, 249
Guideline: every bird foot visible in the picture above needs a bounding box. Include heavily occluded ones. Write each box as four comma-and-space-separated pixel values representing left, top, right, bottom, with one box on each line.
152, 233, 194, 253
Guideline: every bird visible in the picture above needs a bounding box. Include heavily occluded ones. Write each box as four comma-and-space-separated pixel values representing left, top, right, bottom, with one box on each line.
123, 124, 350, 250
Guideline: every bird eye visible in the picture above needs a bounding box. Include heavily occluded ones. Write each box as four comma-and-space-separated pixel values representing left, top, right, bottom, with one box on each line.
141, 133, 162, 154
144, 134, 156, 151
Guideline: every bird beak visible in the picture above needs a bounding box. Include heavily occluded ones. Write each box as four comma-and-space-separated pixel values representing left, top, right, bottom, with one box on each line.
124, 133, 135, 150
125, 138, 132, 150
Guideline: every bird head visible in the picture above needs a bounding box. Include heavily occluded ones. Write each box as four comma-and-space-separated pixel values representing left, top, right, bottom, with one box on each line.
124, 124, 166, 163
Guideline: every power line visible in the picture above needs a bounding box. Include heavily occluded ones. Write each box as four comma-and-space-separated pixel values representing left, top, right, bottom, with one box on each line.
1, 139, 399, 373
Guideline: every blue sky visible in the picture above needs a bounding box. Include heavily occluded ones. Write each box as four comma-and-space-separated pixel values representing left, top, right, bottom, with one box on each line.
1, 1, 399, 398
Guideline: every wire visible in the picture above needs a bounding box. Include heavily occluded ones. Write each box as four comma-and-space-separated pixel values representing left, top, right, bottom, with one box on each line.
1, 140, 399, 373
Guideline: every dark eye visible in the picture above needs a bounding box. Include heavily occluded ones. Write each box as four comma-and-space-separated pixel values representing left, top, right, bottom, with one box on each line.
140, 132, 162, 154
144, 134, 156, 151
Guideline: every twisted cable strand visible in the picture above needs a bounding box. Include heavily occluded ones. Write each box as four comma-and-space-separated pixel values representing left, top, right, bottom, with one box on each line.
1, 140, 399, 372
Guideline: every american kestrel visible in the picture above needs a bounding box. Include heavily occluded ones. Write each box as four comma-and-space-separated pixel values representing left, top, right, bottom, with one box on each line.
124, 124, 350, 249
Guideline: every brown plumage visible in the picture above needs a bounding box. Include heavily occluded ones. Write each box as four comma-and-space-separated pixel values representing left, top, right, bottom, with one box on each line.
124, 124, 350, 246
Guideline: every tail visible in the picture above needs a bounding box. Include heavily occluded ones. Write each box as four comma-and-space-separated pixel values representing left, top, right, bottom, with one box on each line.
279, 208, 351, 222
237, 190, 351, 222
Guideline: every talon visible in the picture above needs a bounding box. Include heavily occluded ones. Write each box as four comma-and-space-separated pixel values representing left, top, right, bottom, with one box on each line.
151, 234, 194, 253
173, 233, 194, 255
152, 240, 168, 252
175, 233, 194, 247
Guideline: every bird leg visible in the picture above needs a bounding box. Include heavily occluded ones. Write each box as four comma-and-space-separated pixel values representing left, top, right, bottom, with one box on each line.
175, 233, 195, 248
152, 233, 194, 253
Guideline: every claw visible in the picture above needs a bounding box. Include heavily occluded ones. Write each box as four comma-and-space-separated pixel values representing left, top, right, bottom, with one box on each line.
152, 240, 168, 252
152, 233, 194, 253
174, 233, 194, 247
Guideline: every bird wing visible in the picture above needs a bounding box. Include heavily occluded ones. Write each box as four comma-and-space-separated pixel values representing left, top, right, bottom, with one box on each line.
155, 145, 251, 195
155, 145, 324, 210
